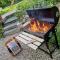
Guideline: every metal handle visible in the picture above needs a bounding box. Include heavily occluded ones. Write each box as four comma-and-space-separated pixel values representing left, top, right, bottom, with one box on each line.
55, 28, 57, 32
56, 11, 59, 18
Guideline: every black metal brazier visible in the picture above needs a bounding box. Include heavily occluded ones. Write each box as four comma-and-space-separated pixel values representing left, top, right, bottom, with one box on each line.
23, 6, 59, 58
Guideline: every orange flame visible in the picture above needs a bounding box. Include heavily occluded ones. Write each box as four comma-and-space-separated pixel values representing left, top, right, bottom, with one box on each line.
28, 19, 53, 33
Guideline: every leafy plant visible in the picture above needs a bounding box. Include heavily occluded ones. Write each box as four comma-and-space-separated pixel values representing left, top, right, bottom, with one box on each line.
0, 0, 21, 8
16, 0, 60, 21
0, 0, 11, 8
16, 0, 35, 22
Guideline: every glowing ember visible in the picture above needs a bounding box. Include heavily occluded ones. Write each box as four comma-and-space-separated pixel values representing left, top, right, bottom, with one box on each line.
28, 19, 53, 33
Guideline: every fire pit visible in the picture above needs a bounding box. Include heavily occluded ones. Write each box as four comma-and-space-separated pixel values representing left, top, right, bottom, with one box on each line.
16, 6, 59, 58
27, 20, 53, 33
23, 18, 54, 38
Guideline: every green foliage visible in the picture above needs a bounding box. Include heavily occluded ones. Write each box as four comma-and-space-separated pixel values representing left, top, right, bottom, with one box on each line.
0, 0, 11, 8
16, 0, 60, 15
32, 0, 60, 7
16, 0, 35, 21
16, 0, 60, 21
0, 0, 21, 8
0, 22, 4, 38
56, 24, 60, 45
0, 0, 60, 15
17, 0, 35, 12
0, 3, 18, 15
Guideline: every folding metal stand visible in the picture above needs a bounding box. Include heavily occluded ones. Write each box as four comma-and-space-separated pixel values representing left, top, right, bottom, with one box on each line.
38, 28, 59, 58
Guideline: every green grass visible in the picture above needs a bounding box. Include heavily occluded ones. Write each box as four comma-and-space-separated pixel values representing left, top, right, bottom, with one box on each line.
56, 23, 60, 46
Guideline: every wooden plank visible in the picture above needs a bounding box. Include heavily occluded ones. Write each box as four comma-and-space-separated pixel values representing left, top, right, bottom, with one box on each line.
21, 32, 44, 42
19, 34, 36, 42
5, 16, 17, 24
1, 10, 16, 19
4, 28, 19, 36
4, 22, 18, 30
15, 36, 30, 44
22, 21, 30, 27
33, 41, 41, 46
28, 43, 38, 50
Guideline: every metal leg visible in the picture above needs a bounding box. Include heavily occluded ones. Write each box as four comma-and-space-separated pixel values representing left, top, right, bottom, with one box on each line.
45, 41, 53, 58
53, 29, 59, 49
38, 28, 59, 59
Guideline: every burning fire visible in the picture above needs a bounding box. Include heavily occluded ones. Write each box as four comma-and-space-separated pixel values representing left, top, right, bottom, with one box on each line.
28, 19, 53, 33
